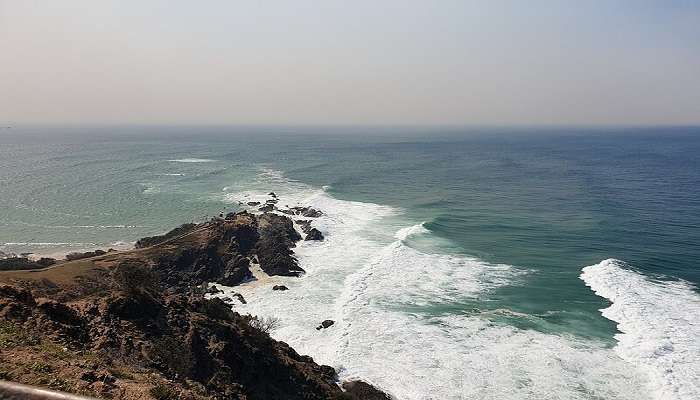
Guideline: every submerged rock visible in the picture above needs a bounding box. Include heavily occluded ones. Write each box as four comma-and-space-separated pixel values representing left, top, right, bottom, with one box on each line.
247, 201, 261, 206
272, 285, 289, 291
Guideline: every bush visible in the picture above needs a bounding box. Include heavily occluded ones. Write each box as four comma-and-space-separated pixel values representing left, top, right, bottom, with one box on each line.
150, 383, 177, 400
65, 249, 106, 261
248, 316, 280, 334
112, 261, 158, 295
0, 257, 54, 271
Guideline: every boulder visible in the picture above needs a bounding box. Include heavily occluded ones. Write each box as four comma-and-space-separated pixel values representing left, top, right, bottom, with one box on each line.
247, 201, 261, 206
316, 320, 334, 330
272, 285, 289, 291
305, 228, 324, 241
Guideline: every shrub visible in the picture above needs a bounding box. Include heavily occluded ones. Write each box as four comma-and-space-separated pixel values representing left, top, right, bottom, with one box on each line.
248, 315, 280, 334
111, 261, 158, 295
150, 383, 177, 400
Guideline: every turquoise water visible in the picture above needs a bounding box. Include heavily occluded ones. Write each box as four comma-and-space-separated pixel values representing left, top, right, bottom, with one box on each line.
1, 126, 699, 399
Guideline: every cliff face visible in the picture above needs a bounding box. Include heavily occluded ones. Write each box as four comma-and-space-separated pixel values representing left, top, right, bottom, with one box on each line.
0, 211, 389, 400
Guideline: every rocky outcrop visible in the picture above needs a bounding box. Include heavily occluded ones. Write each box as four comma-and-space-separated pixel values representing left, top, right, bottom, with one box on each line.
256, 213, 304, 276
0, 277, 343, 400
0, 205, 391, 400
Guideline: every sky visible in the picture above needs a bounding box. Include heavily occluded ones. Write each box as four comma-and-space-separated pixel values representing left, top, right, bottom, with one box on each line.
1, 1, 699, 126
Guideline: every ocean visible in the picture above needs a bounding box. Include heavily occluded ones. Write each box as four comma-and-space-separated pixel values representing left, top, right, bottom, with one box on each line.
1, 126, 699, 399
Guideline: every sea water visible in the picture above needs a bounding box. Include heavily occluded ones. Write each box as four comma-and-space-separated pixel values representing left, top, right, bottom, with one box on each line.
1, 126, 698, 399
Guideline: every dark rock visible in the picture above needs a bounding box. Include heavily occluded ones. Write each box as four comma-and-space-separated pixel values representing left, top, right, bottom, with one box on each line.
232, 293, 247, 304
247, 201, 261, 206
268, 192, 277, 198
256, 214, 304, 276
342, 381, 392, 400
302, 208, 323, 218
218, 255, 252, 286
288, 206, 323, 218
0, 285, 36, 305
195, 297, 235, 320
272, 285, 289, 291
258, 204, 275, 212
279, 208, 295, 215
80, 370, 115, 384
105, 294, 162, 321
206, 285, 222, 294
266, 199, 278, 204
37, 299, 83, 326
296, 219, 312, 233
305, 228, 324, 241
316, 320, 334, 330
80, 370, 98, 382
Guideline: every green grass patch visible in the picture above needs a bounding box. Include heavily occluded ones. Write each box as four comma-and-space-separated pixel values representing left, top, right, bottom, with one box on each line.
150, 383, 177, 400
0, 321, 35, 347
29, 361, 53, 373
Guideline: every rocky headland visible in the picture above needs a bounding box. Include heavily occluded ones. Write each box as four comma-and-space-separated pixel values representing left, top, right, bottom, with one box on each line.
0, 200, 390, 400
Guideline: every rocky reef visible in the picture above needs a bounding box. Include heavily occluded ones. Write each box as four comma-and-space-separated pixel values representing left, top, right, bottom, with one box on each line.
0, 206, 390, 399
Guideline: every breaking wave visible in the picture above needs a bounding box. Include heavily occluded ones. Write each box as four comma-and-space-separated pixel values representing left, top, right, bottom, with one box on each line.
581, 259, 700, 400
217, 168, 655, 399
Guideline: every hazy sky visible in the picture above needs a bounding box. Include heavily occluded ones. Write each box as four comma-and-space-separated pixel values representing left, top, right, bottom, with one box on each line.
1, 1, 699, 126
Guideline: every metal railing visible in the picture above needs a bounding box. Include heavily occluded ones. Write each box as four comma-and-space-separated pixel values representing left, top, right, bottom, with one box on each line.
0, 381, 96, 400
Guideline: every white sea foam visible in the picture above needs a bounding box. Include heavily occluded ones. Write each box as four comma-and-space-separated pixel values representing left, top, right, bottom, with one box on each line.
168, 158, 215, 163
581, 259, 700, 400
394, 222, 430, 241
219, 168, 654, 400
